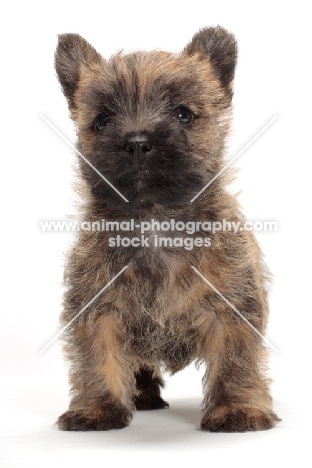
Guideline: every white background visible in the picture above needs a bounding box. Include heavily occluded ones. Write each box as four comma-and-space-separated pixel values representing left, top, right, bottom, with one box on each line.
1, 0, 311, 466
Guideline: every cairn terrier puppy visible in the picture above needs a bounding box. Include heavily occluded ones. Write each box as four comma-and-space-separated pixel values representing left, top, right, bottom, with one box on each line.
55, 26, 279, 432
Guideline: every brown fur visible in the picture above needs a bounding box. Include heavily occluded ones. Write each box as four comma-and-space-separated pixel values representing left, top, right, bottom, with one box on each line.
55, 26, 279, 432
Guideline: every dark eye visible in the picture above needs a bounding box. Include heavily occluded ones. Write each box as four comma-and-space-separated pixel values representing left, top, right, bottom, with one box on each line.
173, 106, 193, 123
94, 113, 111, 130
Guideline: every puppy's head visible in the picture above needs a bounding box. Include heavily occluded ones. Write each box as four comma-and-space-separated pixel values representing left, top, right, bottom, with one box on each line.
55, 27, 237, 211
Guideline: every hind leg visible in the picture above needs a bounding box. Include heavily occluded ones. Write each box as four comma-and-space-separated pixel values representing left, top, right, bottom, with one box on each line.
134, 367, 169, 410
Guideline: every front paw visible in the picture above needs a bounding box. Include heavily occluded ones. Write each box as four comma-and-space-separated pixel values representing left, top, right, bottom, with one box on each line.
201, 406, 280, 432
57, 402, 132, 431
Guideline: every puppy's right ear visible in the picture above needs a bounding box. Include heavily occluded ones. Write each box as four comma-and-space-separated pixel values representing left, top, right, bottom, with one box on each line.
55, 33, 102, 109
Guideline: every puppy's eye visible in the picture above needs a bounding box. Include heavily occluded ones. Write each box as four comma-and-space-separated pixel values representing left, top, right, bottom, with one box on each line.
173, 106, 193, 123
94, 113, 111, 130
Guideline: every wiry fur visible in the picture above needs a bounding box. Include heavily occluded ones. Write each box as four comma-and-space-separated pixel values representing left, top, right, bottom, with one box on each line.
55, 26, 279, 432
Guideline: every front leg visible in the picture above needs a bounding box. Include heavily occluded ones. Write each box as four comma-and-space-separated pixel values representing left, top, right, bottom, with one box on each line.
199, 296, 280, 432
57, 315, 137, 431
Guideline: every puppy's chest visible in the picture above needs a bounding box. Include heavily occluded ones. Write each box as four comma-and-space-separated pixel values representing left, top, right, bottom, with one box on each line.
121, 245, 187, 298
118, 253, 198, 369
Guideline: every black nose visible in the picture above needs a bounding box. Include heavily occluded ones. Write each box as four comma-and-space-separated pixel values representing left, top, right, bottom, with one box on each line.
125, 136, 152, 169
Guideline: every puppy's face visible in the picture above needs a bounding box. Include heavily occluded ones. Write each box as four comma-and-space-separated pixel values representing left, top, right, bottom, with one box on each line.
55, 28, 237, 210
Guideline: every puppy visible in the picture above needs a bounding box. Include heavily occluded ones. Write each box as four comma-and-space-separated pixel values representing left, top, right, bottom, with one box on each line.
55, 26, 279, 432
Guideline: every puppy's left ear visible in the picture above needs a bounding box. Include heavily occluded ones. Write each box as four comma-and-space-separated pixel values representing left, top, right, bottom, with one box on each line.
184, 26, 237, 88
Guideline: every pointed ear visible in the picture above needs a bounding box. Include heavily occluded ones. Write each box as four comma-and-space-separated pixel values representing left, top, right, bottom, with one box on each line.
183, 26, 237, 88
55, 33, 102, 109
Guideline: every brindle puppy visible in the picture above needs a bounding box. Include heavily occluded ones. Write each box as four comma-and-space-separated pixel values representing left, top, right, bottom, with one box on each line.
55, 26, 279, 432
